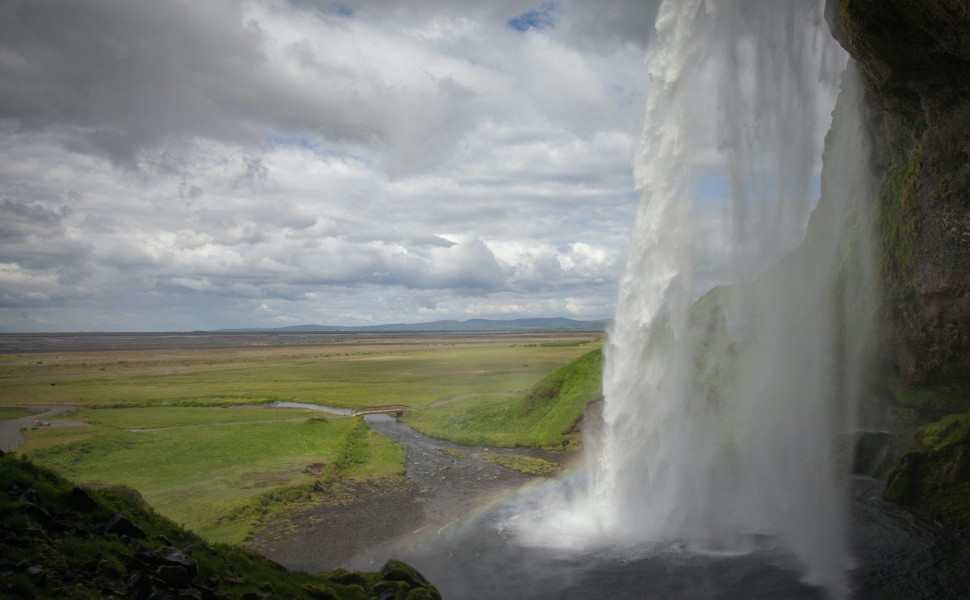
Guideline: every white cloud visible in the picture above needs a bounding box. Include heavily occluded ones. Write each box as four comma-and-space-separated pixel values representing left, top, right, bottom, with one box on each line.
0, 0, 835, 332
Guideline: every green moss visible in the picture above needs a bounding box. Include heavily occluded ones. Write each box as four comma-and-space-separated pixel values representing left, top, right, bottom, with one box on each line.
919, 413, 970, 452
882, 408, 970, 532
892, 383, 970, 415
876, 144, 922, 301
910, 442, 970, 532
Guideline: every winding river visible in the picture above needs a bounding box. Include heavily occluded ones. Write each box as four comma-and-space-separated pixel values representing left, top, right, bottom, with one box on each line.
255, 412, 970, 599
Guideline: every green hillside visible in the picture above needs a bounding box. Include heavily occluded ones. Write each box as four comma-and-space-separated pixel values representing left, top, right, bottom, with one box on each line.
403, 347, 603, 449
0, 451, 439, 600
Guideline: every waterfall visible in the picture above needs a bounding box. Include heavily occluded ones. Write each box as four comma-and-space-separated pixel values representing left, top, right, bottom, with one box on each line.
514, 1, 874, 598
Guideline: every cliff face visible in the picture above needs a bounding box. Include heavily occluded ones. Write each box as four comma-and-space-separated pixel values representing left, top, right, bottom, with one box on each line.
827, 0, 970, 389
824, 0, 970, 529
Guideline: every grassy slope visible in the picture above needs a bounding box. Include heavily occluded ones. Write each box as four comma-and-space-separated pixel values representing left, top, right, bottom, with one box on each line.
403, 346, 603, 449
19, 407, 404, 543
0, 452, 440, 600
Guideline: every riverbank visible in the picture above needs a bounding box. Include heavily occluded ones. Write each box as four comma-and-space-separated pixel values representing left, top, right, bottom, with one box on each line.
0, 405, 84, 452
253, 415, 578, 572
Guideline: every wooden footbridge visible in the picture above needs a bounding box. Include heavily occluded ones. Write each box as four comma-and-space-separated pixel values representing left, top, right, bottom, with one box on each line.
351, 405, 409, 417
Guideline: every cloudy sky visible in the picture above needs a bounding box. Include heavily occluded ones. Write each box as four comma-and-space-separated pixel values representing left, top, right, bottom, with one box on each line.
0, 0, 674, 332
1, 0, 843, 333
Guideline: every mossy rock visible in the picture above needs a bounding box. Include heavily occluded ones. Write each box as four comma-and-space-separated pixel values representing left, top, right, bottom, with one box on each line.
379, 560, 432, 589
303, 583, 340, 600
882, 410, 970, 532
377, 560, 441, 600
883, 452, 923, 505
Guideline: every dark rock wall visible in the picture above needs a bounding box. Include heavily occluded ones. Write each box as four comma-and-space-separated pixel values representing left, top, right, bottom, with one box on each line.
827, 0, 970, 389
823, 0, 970, 531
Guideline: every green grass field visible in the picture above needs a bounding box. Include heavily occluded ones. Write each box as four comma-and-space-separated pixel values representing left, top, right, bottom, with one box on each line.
2, 333, 601, 544
0, 406, 32, 420
18, 406, 404, 543
0, 335, 598, 409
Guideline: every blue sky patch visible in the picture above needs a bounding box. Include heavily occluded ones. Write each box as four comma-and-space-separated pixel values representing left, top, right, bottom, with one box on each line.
507, 2, 558, 32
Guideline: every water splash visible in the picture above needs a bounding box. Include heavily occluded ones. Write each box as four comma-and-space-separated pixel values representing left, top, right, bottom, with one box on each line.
515, 1, 874, 598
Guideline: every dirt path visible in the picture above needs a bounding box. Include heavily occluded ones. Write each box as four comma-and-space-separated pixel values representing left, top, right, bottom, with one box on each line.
251, 415, 577, 573
0, 405, 83, 452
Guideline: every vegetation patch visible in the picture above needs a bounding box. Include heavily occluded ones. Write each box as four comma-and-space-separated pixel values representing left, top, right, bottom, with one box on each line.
889, 382, 970, 416
403, 346, 603, 449
0, 406, 33, 420
919, 413, 970, 453
877, 145, 922, 300
19, 407, 405, 544
481, 453, 560, 476
0, 452, 440, 600
882, 406, 970, 533
437, 448, 470, 459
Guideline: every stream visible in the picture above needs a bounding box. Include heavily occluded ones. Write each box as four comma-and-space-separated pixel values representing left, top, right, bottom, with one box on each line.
255, 413, 970, 599
3, 403, 968, 597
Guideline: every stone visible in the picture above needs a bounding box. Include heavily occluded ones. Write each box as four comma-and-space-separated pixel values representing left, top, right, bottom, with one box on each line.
104, 513, 147, 540
379, 560, 432, 589
127, 572, 153, 600
66, 486, 99, 512
156, 565, 192, 588
852, 431, 899, 479
154, 547, 198, 581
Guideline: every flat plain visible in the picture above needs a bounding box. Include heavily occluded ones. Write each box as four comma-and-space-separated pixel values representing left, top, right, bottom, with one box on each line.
0, 331, 601, 543
0, 332, 600, 408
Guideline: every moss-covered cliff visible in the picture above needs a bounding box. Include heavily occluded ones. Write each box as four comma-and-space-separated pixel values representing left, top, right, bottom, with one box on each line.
828, 0, 970, 389
825, 0, 970, 529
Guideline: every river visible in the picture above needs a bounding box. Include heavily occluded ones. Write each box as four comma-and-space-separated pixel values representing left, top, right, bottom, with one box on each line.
255, 414, 970, 599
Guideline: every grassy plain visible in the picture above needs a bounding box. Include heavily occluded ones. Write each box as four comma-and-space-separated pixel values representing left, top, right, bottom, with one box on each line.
0, 406, 32, 420
19, 407, 404, 543
1, 332, 601, 543
0, 334, 599, 409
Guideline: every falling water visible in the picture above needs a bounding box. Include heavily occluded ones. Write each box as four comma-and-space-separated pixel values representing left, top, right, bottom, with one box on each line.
515, 1, 874, 598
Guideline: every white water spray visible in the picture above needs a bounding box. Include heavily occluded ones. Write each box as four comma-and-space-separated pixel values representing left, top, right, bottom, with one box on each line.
515, 1, 874, 597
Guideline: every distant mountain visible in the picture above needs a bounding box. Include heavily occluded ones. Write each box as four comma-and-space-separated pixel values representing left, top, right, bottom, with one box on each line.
217, 317, 607, 333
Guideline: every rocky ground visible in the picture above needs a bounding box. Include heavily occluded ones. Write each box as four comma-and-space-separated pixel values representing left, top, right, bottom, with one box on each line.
252, 416, 579, 574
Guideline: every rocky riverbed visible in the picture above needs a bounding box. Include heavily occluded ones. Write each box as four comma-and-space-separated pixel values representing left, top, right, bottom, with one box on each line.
252, 415, 578, 573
